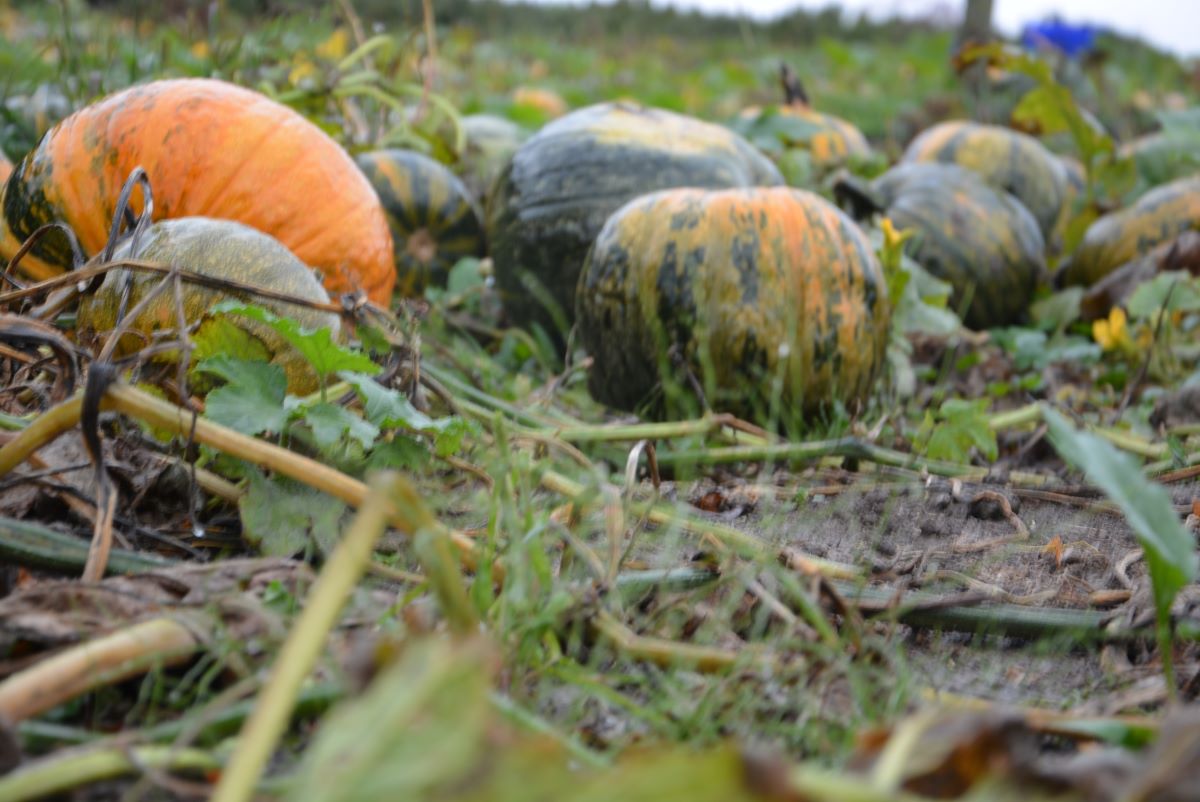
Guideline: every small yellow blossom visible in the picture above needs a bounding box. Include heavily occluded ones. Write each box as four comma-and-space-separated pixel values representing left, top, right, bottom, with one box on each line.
1093, 306, 1131, 352
315, 29, 349, 62
289, 58, 318, 87
878, 216, 913, 272
190, 41, 210, 59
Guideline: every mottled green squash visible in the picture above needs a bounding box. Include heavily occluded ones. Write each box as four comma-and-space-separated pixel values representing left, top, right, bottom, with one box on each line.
1058, 175, 1200, 287
736, 64, 872, 170
1121, 133, 1200, 187
77, 218, 339, 394
836, 164, 1046, 330
355, 149, 485, 295
488, 102, 784, 343
576, 187, 888, 420
901, 120, 1067, 240
458, 114, 528, 204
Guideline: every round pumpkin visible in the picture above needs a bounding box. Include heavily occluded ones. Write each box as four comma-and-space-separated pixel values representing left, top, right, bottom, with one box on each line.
77, 218, 340, 394
488, 102, 784, 342
355, 149, 485, 295
736, 65, 871, 170
0, 78, 394, 305
1058, 175, 1200, 287
458, 114, 528, 203
835, 163, 1046, 330
512, 87, 568, 120
1121, 133, 1200, 187
901, 120, 1068, 240
576, 187, 889, 420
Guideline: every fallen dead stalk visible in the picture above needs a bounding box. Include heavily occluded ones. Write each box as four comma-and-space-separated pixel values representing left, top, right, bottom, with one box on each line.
0, 615, 206, 724
0, 383, 482, 569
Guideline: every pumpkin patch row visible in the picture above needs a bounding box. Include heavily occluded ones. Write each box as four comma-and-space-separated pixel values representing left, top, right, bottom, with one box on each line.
2, 73, 1197, 427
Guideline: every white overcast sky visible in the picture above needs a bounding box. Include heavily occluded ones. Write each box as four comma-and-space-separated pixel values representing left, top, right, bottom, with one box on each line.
518, 0, 1199, 57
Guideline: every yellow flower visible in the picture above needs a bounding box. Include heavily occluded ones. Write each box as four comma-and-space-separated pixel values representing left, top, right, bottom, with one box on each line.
190, 41, 210, 59
1093, 307, 1131, 352
881, 217, 912, 250
878, 216, 913, 272
289, 58, 318, 86
315, 29, 349, 62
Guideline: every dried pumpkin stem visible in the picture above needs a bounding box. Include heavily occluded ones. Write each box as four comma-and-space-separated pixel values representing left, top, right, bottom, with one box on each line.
548, 414, 770, 445
0, 744, 222, 802
0, 385, 481, 567
0, 394, 84, 476
592, 611, 773, 672
103, 383, 482, 565
0, 615, 205, 723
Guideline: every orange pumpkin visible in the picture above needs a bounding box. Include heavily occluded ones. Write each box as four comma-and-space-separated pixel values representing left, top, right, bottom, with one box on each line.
0, 153, 10, 186
0, 78, 394, 305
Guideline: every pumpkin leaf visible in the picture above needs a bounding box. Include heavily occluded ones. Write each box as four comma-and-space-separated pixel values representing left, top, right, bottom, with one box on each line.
1127, 271, 1200, 318
916, 398, 997, 464
239, 469, 346, 558
1043, 408, 1198, 648
197, 356, 290, 436
303, 402, 380, 450
1030, 287, 1083, 332
366, 436, 430, 472
212, 301, 381, 379
341, 372, 476, 456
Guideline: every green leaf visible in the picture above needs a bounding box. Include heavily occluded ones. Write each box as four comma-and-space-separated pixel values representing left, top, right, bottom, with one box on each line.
303, 402, 380, 450
238, 470, 347, 557
198, 357, 290, 435
446, 256, 486, 295
917, 398, 997, 464
367, 436, 430, 472
342, 372, 433, 429
1043, 408, 1197, 628
341, 372, 475, 456
1127, 271, 1200, 318
212, 302, 381, 380
288, 638, 493, 802
1030, 287, 1083, 332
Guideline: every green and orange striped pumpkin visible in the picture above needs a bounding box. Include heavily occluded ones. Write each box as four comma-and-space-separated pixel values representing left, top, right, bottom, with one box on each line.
488, 102, 783, 343
835, 163, 1046, 330
0, 78, 394, 305
576, 187, 889, 420
901, 120, 1067, 241
1058, 175, 1200, 287
736, 64, 871, 171
355, 149, 486, 295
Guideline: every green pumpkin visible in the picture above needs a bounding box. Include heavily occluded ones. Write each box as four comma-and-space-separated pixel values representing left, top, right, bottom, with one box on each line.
1121, 133, 1200, 188
1058, 175, 1200, 287
487, 102, 783, 344
836, 163, 1046, 330
901, 120, 1067, 241
355, 149, 486, 296
576, 186, 888, 421
77, 218, 339, 394
458, 114, 528, 204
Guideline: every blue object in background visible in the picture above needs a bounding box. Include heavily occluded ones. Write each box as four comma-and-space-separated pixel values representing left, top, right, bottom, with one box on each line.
1022, 19, 1097, 57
